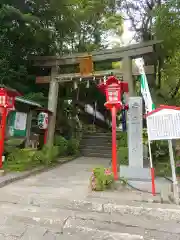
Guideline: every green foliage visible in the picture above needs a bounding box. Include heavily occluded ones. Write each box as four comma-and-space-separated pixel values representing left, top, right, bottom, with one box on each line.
4, 144, 60, 171
155, 162, 171, 177
0, 0, 123, 134
143, 129, 169, 164
90, 166, 114, 191
83, 124, 97, 133
4, 148, 37, 171
117, 132, 127, 147
142, 128, 148, 145
117, 132, 128, 166
176, 160, 180, 176
54, 135, 68, 156
153, 0, 180, 106
33, 145, 60, 166
117, 147, 128, 166
119, 177, 128, 186
67, 138, 80, 156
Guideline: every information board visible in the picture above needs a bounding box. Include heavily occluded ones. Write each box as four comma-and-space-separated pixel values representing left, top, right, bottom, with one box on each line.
14, 112, 27, 131
7, 111, 27, 137
147, 111, 180, 140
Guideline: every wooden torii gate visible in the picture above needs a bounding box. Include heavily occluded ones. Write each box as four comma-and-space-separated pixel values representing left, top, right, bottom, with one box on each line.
31, 40, 162, 145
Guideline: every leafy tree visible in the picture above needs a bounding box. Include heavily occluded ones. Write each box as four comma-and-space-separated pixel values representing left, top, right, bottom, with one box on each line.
153, 0, 180, 105
0, 0, 124, 133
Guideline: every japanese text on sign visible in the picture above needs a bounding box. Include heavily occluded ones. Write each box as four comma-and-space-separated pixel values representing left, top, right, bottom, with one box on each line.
147, 111, 180, 140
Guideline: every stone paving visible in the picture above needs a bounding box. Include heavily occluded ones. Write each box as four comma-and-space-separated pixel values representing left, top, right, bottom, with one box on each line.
0, 157, 179, 239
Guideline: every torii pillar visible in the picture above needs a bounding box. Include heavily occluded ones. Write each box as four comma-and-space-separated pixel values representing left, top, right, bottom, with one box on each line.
47, 66, 59, 145
122, 56, 134, 96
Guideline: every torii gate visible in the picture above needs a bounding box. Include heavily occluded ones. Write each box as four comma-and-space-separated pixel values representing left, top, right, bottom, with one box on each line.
30, 40, 162, 145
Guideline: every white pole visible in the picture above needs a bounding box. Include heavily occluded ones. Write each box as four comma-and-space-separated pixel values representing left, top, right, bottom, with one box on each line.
148, 140, 153, 168
168, 139, 179, 204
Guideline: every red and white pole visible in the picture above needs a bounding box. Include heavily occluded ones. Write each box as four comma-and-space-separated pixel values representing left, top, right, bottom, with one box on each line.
0, 107, 7, 168
148, 139, 156, 196
111, 106, 118, 180
44, 128, 48, 145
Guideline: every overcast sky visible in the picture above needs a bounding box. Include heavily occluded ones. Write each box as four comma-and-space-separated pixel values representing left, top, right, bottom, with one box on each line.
107, 17, 136, 47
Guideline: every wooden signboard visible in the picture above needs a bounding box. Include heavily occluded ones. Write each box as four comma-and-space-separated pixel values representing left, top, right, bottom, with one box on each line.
79, 55, 94, 76
36, 76, 50, 84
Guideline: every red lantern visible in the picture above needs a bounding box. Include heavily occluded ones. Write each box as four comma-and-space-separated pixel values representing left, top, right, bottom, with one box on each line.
0, 87, 21, 169
97, 76, 129, 181
0, 88, 19, 108
98, 76, 128, 110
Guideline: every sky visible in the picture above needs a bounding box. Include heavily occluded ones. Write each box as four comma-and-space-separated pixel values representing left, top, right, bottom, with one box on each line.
109, 19, 144, 70
107, 19, 136, 47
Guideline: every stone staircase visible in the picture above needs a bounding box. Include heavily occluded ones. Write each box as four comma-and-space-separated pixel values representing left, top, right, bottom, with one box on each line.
80, 132, 112, 158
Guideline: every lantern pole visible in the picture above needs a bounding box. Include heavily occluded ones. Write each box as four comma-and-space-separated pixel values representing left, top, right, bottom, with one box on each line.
44, 128, 48, 145
111, 105, 118, 180
0, 107, 7, 168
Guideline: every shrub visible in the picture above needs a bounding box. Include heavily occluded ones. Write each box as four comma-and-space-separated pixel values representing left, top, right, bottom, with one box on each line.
143, 128, 169, 164
33, 145, 59, 166
117, 147, 128, 166
117, 132, 127, 147
4, 144, 60, 171
67, 138, 80, 155
176, 160, 180, 176
90, 166, 114, 191
4, 148, 37, 171
54, 135, 68, 156
155, 162, 171, 177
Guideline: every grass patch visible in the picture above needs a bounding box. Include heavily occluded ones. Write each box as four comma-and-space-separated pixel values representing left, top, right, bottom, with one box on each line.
117, 147, 128, 166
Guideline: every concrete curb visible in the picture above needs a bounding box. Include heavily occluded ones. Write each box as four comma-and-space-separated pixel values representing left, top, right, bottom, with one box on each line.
0, 156, 77, 188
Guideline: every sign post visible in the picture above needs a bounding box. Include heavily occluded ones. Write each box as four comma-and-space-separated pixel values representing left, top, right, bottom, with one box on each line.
146, 105, 180, 203
168, 139, 179, 204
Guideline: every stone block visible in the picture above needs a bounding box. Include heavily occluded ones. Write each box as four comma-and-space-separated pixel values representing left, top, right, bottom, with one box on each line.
120, 165, 151, 180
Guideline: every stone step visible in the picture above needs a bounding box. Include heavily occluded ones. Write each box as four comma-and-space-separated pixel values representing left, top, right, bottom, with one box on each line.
82, 135, 112, 140
80, 145, 112, 151
80, 147, 111, 152
80, 141, 112, 147
81, 152, 111, 158
81, 138, 112, 144
0, 202, 180, 239
83, 132, 112, 136
1, 186, 180, 222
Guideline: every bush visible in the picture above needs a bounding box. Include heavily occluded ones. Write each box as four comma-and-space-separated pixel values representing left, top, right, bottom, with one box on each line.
117, 132, 127, 147
4, 148, 37, 171
117, 147, 128, 166
67, 138, 80, 155
155, 162, 171, 177
176, 160, 180, 176
4, 144, 60, 171
33, 145, 59, 166
90, 166, 114, 191
143, 128, 169, 164
54, 135, 68, 156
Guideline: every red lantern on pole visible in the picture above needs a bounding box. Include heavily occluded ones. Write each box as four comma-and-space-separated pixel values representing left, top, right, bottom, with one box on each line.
97, 76, 129, 180
0, 87, 21, 168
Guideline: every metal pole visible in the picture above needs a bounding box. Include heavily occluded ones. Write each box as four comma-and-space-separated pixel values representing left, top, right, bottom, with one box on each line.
148, 139, 156, 196
168, 139, 179, 204
111, 106, 118, 180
